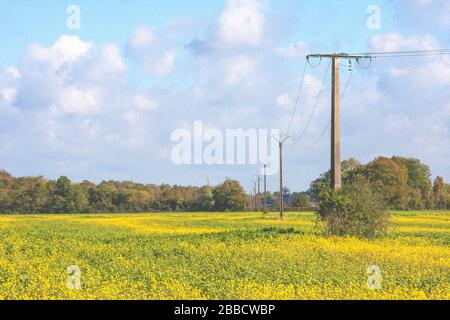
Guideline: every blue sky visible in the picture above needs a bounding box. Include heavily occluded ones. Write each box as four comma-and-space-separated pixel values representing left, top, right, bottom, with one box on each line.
0, 0, 397, 65
0, 0, 449, 192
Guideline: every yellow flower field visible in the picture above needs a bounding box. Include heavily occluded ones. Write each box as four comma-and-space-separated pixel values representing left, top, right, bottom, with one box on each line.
0, 211, 448, 300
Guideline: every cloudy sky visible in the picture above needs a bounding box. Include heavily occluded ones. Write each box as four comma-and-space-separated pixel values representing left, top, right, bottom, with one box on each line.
0, 0, 449, 192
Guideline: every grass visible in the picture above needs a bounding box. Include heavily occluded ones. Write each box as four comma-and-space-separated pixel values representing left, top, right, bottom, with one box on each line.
0, 211, 448, 300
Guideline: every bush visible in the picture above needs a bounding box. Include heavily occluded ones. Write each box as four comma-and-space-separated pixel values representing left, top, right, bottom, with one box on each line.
317, 181, 389, 238
213, 179, 247, 212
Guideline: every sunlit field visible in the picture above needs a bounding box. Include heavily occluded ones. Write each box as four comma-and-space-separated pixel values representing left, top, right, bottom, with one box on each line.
0, 211, 448, 300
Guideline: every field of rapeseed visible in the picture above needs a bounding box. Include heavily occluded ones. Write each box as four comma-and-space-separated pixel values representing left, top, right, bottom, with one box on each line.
0, 211, 448, 300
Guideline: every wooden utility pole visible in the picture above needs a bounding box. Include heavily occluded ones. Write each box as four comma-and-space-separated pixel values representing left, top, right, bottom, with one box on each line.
256, 176, 261, 211
253, 183, 257, 211
263, 164, 267, 212
306, 53, 372, 190
331, 57, 341, 190
279, 141, 284, 220
270, 135, 290, 220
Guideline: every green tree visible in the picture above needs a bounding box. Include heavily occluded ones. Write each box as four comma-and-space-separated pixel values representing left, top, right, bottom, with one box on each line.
198, 186, 214, 211
364, 157, 409, 209
392, 157, 432, 209
291, 193, 311, 208
317, 180, 389, 238
433, 176, 447, 210
446, 184, 450, 209
213, 179, 246, 211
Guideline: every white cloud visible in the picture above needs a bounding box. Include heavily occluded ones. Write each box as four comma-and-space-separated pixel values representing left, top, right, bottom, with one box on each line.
27, 35, 92, 70
5, 67, 21, 79
134, 94, 158, 112
151, 50, 176, 76
100, 44, 126, 74
58, 87, 103, 115
276, 93, 291, 108
226, 55, 257, 85
389, 67, 410, 78
370, 33, 440, 52
0, 88, 16, 103
276, 41, 309, 59
128, 26, 156, 50
76, 44, 126, 82
218, 0, 265, 47
123, 110, 142, 125
415, 59, 450, 86
127, 26, 177, 76
370, 34, 450, 89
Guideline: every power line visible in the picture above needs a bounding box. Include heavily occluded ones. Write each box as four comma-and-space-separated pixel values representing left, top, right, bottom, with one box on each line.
355, 49, 450, 56
374, 52, 450, 58
303, 50, 450, 189
300, 68, 354, 149
281, 49, 450, 191
304, 50, 450, 67
307, 56, 322, 68
297, 49, 450, 150
292, 59, 332, 144
286, 61, 308, 135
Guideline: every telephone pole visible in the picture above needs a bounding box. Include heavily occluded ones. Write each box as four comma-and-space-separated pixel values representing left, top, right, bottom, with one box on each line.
263, 164, 267, 212
279, 141, 284, 220
331, 57, 341, 190
256, 175, 261, 211
271, 135, 291, 220
306, 53, 372, 190
253, 182, 257, 211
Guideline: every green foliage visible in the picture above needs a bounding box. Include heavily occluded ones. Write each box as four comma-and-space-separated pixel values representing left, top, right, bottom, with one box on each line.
317, 181, 390, 238
0, 154, 447, 214
394, 157, 432, 201
0, 170, 246, 214
198, 186, 214, 211
309, 156, 439, 211
433, 176, 447, 210
364, 157, 409, 209
309, 159, 363, 202
290, 193, 311, 208
213, 179, 247, 212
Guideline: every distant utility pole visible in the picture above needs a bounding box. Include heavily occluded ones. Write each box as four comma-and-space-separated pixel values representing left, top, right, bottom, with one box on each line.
253, 182, 257, 211
250, 186, 253, 211
306, 53, 372, 190
256, 175, 261, 211
263, 164, 267, 212
279, 141, 284, 219
271, 135, 291, 220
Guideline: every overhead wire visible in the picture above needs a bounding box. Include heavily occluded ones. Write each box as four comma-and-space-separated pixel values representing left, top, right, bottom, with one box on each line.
292, 59, 332, 144
280, 49, 450, 186
286, 61, 308, 136
291, 49, 450, 150
299, 67, 355, 150
355, 49, 450, 56
351, 49, 450, 59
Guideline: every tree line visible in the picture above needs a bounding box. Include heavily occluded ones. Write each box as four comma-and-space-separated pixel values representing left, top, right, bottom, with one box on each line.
0, 156, 449, 214
0, 171, 247, 214
309, 156, 450, 210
